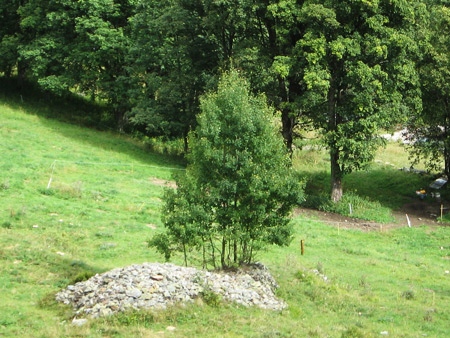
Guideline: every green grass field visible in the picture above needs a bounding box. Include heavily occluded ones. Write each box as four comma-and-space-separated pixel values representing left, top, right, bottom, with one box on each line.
1, 93, 450, 337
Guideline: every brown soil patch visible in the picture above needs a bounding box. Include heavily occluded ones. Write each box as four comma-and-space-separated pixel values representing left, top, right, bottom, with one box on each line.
149, 177, 176, 189
296, 198, 450, 231
149, 176, 448, 231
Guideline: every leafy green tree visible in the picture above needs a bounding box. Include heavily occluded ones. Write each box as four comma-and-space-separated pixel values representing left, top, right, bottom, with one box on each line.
406, 3, 450, 177
256, 1, 309, 153
126, 0, 304, 150
14, 0, 132, 128
199, 0, 311, 153
150, 70, 302, 269
16, 0, 76, 92
127, 0, 217, 148
69, 0, 133, 129
0, 0, 22, 77
296, 0, 424, 202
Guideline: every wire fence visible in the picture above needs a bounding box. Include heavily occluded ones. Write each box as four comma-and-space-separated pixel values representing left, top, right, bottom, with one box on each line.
46, 160, 181, 205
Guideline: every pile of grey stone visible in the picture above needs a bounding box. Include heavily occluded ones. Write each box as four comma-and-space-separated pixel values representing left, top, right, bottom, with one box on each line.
56, 262, 287, 318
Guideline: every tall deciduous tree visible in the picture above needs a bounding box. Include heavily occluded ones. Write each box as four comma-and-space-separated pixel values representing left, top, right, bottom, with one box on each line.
150, 70, 302, 269
127, 0, 305, 150
69, 0, 133, 129
258, 1, 310, 153
15, 0, 73, 90
14, 0, 132, 128
296, 0, 424, 202
0, 0, 22, 77
127, 0, 217, 148
406, 3, 450, 177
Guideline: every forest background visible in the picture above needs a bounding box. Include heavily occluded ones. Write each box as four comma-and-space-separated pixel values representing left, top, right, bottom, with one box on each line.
3, 0, 450, 201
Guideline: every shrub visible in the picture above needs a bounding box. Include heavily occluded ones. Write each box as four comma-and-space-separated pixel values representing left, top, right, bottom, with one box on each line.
151, 70, 303, 269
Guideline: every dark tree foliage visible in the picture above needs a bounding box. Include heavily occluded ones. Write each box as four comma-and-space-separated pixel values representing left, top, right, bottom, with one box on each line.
126, 0, 217, 149
406, 2, 450, 177
0, 0, 22, 77
6, 0, 132, 129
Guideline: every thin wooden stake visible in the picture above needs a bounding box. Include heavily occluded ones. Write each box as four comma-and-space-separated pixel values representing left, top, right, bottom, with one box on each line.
47, 161, 56, 189
300, 240, 305, 255
406, 214, 411, 228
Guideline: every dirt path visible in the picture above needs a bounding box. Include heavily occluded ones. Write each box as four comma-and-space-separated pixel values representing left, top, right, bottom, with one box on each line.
295, 198, 449, 231
149, 176, 448, 230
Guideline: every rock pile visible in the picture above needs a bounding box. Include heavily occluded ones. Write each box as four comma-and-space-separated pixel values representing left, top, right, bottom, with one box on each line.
56, 262, 287, 318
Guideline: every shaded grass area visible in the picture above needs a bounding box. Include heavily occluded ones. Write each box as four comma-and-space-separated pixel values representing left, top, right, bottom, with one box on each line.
293, 144, 440, 223
1, 87, 450, 337
0, 76, 114, 130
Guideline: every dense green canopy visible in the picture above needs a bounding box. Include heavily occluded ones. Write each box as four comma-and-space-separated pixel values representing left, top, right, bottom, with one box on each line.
407, 3, 450, 178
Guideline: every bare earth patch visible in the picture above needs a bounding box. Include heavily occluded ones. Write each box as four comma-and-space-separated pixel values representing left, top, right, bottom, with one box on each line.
296, 198, 450, 231
149, 175, 448, 230
149, 177, 176, 189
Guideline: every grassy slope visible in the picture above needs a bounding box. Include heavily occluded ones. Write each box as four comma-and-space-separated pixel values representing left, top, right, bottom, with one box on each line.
0, 98, 182, 336
1, 96, 450, 337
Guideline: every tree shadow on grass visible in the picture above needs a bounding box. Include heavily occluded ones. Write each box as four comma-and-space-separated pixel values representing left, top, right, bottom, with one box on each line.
0, 76, 186, 170
44, 255, 106, 291
305, 166, 442, 211
38, 256, 106, 318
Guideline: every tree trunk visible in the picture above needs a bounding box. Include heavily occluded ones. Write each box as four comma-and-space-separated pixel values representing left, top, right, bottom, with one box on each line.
221, 237, 226, 269
330, 148, 343, 202
183, 133, 189, 154
444, 123, 450, 179
328, 77, 343, 202
17, 59, 27, 89
281, 108, 294, 153
115, 109, 125, 132
444, 145, 450, 179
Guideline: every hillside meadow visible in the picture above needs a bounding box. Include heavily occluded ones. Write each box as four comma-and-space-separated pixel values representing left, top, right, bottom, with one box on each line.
1, 94, 450, 337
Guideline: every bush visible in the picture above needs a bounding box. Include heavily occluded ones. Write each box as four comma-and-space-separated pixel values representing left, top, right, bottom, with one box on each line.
152, 70, 303, 269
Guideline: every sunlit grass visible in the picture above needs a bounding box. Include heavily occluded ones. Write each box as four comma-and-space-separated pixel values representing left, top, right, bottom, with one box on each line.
1, 94, 450, 337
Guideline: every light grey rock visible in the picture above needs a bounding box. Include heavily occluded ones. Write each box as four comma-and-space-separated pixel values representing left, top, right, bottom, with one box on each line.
56, 262, 287, 318
71, 318, 88, 326
126, 288, 142, 298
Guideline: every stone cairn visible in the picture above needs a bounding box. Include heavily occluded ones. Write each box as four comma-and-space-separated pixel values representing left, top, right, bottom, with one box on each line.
56, 262, 287, 318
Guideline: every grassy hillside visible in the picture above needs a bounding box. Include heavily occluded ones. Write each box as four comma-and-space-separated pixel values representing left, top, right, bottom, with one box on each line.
1, 95, 450, 337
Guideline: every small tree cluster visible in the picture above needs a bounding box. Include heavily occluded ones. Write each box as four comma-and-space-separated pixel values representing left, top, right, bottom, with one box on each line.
149, 71, 303, 269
